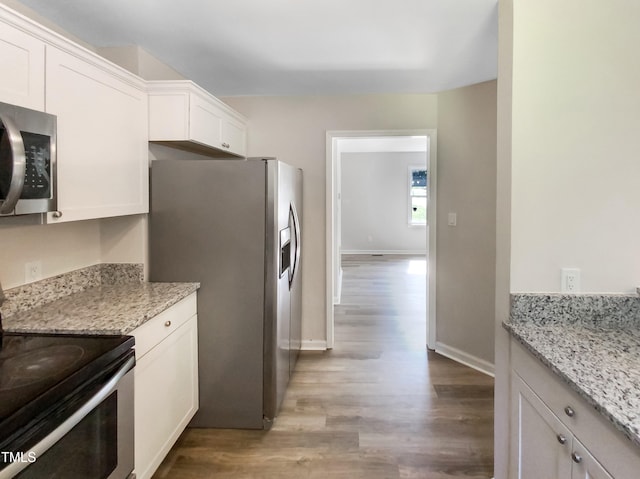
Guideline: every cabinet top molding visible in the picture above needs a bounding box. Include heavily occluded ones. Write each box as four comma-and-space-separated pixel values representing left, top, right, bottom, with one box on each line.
0, 3, 147, 91
147, 80, 247, 123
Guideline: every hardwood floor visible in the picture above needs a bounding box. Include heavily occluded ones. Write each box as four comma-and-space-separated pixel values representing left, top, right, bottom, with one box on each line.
153, 255, 494, 478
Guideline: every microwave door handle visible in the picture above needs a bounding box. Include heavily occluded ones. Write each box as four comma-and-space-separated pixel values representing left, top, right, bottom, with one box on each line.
0, 114, 26, 214
289, 202, 301, 289
0, 356, 135, 479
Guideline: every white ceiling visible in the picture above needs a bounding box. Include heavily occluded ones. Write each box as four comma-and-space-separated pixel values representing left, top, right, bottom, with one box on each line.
17, 0, 498, 97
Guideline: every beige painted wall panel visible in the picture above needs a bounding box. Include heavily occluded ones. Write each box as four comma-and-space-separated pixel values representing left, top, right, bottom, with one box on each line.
435, 80, 497, 365
341, 151, 427, 253
510, 0, 640, 293
223, 94, 438, 342
495, 0, 514, 477
100, 215, 147, 268
0, 220, 101, 288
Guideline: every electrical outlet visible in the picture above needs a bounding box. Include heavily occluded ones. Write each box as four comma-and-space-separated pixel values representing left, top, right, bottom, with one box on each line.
25, 261, 42, 283
561, 268, 581, 293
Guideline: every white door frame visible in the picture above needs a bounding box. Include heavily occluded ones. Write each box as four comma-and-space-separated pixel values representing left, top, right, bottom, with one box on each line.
325, 129, 437, 349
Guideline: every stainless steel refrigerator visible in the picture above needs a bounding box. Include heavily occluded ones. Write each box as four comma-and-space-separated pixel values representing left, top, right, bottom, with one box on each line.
149, 158, 303, 429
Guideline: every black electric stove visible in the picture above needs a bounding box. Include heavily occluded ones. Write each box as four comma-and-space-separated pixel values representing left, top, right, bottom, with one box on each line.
0, 333, 135, 452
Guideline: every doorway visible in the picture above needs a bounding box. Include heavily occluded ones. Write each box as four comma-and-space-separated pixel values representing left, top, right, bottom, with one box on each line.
325, 130, 437, 349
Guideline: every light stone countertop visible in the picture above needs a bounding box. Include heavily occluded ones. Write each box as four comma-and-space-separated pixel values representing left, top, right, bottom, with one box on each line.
3, 282, 199, 335
504, 318, 640, 448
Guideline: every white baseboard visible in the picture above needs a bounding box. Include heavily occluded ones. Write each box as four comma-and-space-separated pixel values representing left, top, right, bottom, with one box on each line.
341, 249, 427, 256
435, 342, 495, 377
301, 340, 328, 351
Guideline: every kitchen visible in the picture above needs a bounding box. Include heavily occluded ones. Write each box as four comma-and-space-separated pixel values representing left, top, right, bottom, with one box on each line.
1, 0, 640, 478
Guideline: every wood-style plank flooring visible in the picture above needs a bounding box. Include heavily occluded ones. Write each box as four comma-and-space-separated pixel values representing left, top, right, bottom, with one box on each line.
153, 255, 494, 478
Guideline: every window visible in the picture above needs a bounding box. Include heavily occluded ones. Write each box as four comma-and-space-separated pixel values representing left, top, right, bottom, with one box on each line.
409, 167, 427, 225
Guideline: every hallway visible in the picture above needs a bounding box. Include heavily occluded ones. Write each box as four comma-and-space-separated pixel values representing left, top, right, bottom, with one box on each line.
154, 255, 494, 478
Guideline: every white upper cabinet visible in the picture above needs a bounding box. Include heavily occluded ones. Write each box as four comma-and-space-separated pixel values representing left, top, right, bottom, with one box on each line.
148, 80, 247, 158
45, 46, 148, 222
0, 13, 45, 110
0, 3, 149, 223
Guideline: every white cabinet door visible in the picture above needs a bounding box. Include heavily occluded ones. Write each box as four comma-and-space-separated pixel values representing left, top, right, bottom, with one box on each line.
133, 301, 198, 479
222, 112, 247, 157
189, 92, 223, 147
0, 19, 45, 110
148, 80, 247, 158
511, 339, 640, 479
511, 373, 573, 479
45, 45, 148, 222
571, 438, 613, 479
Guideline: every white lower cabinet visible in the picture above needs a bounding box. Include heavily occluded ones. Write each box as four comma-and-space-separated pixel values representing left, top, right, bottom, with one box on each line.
132, 293, 198, 479
511, 373, 611, 479
571, 437, 614, 479
510, 339, 640, 479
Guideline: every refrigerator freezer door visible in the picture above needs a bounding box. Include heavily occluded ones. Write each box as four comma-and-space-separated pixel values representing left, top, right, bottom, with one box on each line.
150, 159, 267, 429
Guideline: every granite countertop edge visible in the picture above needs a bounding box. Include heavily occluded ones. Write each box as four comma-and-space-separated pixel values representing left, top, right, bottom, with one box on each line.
503, 320, 640, 448
4, 282, 200, 336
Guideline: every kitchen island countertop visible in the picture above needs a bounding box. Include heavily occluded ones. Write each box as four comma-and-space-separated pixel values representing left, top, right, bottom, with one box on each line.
504, 318, 640, 448
4, 282, 199, 335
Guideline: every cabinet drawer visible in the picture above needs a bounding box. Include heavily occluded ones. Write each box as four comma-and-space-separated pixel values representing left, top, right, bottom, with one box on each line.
132, 293, 197, 359
511, 339, 640, 478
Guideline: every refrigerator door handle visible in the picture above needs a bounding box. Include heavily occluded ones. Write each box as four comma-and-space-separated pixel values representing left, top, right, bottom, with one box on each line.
289, 202, 301, 289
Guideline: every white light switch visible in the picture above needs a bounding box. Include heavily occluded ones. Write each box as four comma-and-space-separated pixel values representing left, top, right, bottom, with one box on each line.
448, 213, 457, 226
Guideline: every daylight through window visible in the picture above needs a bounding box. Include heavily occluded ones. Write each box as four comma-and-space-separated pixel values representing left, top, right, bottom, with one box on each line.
409, 167, 427, 225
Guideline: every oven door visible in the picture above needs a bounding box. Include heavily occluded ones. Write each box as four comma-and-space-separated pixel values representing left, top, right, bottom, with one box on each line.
0, 354, 134, 479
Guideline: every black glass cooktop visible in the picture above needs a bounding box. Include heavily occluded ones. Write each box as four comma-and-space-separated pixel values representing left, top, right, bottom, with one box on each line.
0, 333, 134, 446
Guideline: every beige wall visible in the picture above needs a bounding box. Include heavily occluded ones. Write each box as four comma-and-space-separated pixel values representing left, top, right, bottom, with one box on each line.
341, 151, 427, 253
436, 80, 497, 366
98, 45, 185, 81
510, 0, 640, 293
495, 0, 514, 477
222, 94, 438, 341
0, 220, 101, 288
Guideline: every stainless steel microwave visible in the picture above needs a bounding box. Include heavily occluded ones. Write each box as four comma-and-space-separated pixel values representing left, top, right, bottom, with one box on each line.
0, 102, 57, 217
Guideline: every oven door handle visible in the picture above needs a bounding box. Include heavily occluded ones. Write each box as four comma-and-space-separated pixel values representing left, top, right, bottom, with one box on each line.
0, 113, 26, 215
0, 356, 135, 479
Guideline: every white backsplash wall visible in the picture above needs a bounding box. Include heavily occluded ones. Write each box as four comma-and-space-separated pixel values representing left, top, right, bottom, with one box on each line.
100, 215, 148, 277
0, 220, 102, 289
0, 215, 148, 290
341, 151, 427, 254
